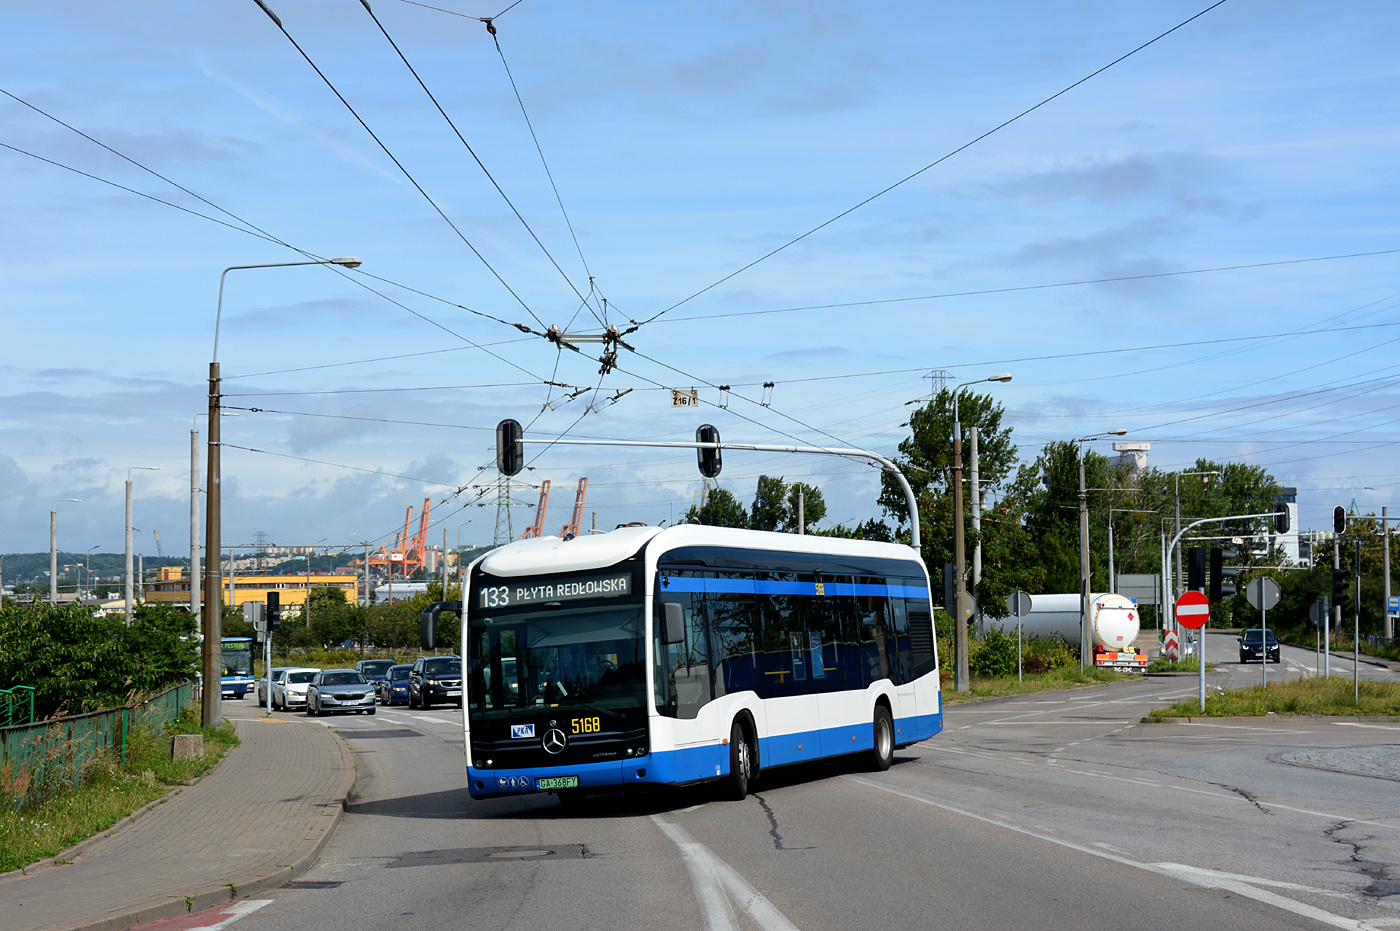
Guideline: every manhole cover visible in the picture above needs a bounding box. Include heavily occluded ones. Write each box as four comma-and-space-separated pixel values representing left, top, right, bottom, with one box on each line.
389, 845, 587, 867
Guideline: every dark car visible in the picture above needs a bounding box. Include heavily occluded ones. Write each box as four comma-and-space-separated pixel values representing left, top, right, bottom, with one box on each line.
307, 669, 377, 716
378, 664, 412, 705
356, 659, 395, 693
409, 656, 462, 710
1238, 628, 1280, 664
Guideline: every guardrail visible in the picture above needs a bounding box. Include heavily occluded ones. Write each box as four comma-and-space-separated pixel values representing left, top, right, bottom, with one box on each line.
0, 685, 35, 727
0, 681, 194, 811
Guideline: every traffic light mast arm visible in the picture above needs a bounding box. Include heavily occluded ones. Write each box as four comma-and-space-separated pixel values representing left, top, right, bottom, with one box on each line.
517, 436, 922, 549
1168, 512, 1277, 586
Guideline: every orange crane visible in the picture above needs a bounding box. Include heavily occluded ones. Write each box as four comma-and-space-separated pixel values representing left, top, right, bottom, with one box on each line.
519, 481, 551, 540
559, 478, 588, 538
364, 498, 431, 579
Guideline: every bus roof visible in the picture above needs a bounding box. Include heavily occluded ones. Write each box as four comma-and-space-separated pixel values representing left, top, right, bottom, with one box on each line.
476, 524, 921, 578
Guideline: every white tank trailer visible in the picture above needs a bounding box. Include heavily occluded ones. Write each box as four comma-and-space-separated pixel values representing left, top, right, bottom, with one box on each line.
995, 593, 1149, 672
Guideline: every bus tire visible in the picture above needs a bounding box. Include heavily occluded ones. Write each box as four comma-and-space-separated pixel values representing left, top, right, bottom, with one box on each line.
724, 720, 753, 801
871, 705, 894, 772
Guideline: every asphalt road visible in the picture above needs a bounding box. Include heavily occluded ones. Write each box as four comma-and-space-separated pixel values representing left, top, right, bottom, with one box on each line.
230, 648, 1400, 931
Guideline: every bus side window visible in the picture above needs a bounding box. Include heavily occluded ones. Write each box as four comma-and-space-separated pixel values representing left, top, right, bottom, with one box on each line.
886, 586, 913, 685
855, 575, 890, 686
708, 585, 759, 698
901, 576, 936, 679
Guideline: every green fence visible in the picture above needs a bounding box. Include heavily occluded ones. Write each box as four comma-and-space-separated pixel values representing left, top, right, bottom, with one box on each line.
0, 681, 194, 811
0, 686, 34, 727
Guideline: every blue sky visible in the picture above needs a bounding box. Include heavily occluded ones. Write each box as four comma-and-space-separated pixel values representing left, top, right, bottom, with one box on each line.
4, 1, 1400, 560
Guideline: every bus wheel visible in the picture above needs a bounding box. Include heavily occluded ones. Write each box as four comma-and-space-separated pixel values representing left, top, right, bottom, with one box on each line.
871, 706, 893, 772
724, 721, 753, 801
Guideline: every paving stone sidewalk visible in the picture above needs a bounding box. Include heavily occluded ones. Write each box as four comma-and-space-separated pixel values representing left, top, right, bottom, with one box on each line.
0, 701, 355, 931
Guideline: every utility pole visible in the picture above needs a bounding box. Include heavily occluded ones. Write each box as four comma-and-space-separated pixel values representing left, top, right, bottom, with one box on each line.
1385, 506, 1393, 641
970, 426, 982, 631
191, 425, 201, 618
1078, 457, 1090, 670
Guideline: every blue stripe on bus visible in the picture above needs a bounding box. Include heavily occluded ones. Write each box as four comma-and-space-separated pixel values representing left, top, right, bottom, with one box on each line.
465, 710, 943, 798
658, 576, 930, 599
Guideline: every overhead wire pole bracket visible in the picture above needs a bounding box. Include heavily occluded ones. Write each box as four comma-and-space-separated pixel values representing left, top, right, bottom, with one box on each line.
516, 436, 922, 549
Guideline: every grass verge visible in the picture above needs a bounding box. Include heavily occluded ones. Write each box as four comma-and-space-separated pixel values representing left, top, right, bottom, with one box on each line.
0, 706, 238, 873
1146, 656, 1202, 673
943, 665, 1129, 701
1145, 676, 1400, 721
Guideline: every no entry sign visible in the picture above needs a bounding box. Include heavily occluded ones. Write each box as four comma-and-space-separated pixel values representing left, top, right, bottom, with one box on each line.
1174, 590, 1210, 629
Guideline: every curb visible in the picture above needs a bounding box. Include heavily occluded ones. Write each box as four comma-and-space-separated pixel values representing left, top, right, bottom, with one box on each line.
13, 721, 358, 931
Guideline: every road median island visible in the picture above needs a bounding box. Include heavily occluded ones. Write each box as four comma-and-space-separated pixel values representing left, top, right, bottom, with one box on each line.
1143, 677, 1400, 721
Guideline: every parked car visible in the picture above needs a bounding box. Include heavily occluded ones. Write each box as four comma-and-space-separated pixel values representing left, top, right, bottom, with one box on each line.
408, 656, 463, 709
307, 669, 376, 716
274, 667, 321, 711
1239, 628, 1280, 664
356, 659, 396, 694
378, 664, 412, 705
256, 667, 294, 707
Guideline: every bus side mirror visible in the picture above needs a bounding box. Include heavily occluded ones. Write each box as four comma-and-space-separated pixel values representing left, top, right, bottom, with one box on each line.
421, 600, 462, 651
662, 602, 685, 645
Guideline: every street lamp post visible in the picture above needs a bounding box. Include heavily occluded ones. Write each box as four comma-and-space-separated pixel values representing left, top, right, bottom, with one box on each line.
50, 499, 81, 604
951, 373, 1012, 692
124, 470, 161, 623
205, 257, 360, 727
1077, 431, 1127, 671
85, 545, 100, 604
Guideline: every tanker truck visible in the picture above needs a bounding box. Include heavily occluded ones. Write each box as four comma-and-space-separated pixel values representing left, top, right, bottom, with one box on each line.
1004, 593, 1149, 672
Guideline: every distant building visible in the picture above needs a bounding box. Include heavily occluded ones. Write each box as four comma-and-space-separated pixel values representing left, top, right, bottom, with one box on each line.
1111, 442, 1150, 477
144, 567, 360, 611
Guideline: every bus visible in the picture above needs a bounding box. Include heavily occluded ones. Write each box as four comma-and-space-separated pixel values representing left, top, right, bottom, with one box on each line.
425, 524, 941, 802
220, 637, 256, 699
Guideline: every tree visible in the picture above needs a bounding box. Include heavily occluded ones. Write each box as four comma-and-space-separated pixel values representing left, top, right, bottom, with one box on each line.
682, 487, 748, 529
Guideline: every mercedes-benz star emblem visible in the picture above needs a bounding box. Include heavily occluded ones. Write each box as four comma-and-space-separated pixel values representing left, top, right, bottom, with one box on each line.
542, 728, 567, 755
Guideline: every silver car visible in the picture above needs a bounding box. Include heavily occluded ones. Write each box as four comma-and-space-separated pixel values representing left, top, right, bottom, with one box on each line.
273, 667, 321, 711
307, 669, 376, 716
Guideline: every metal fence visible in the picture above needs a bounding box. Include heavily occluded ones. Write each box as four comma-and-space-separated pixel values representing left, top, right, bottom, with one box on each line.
0, 686, 35, 727
0, 681, 194, 811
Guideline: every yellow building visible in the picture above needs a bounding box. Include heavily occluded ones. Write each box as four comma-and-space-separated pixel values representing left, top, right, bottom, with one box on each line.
144, 568, 361, 611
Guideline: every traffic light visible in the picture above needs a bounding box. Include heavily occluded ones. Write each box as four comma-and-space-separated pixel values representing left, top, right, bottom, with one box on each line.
1332, 568, 1349, 602
1209, 547, 1240, 602
1274, 503, 1290, 534
943, 562, 956, 610
266, 591, 281, 631
696, 424, 722, 478
496, 419, 524, 476
1187, 547, 1206, 591
1333, 506, 1347, 534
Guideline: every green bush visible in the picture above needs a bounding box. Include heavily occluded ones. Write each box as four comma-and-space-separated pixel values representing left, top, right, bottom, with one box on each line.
1024, 634, 1076, 670
0, 603, 197, 719
970, 626, 1019, 678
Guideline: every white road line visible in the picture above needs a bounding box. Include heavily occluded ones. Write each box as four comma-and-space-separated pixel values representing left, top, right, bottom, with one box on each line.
1333, 722, 1400, 730
845, 777, 1389, 931
652, 816, 801, 931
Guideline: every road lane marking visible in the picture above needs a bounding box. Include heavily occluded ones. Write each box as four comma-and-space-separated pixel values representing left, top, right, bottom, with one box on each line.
652, 816, 801, 931
845, 777, 1388, 931
1332, 722, 1400, 730
131, 899, 271, 930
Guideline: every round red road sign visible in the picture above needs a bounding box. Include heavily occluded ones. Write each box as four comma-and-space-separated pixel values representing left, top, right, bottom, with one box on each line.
1174, 590, 1211, 629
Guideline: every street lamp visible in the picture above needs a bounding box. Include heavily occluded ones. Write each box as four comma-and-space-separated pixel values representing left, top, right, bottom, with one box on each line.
1076, 430, 1127, 671
1363, 489, 1395, 641
951, 373, 1012, 692
205, 256, 361, 728
50, 498, 81, 605
126, 468, 162, 623
85, 544, 101, 604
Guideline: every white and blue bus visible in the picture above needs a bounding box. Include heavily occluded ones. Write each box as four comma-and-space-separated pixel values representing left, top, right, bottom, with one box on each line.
424, 524, 941, 801
220, 637, 257, 699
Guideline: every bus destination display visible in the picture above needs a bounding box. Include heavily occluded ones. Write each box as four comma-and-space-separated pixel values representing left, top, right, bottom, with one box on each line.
478, 573, 631, 609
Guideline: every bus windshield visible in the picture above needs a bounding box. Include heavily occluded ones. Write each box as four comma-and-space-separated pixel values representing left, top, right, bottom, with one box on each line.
469, 603, 643, 719
221, 640, 254, 677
